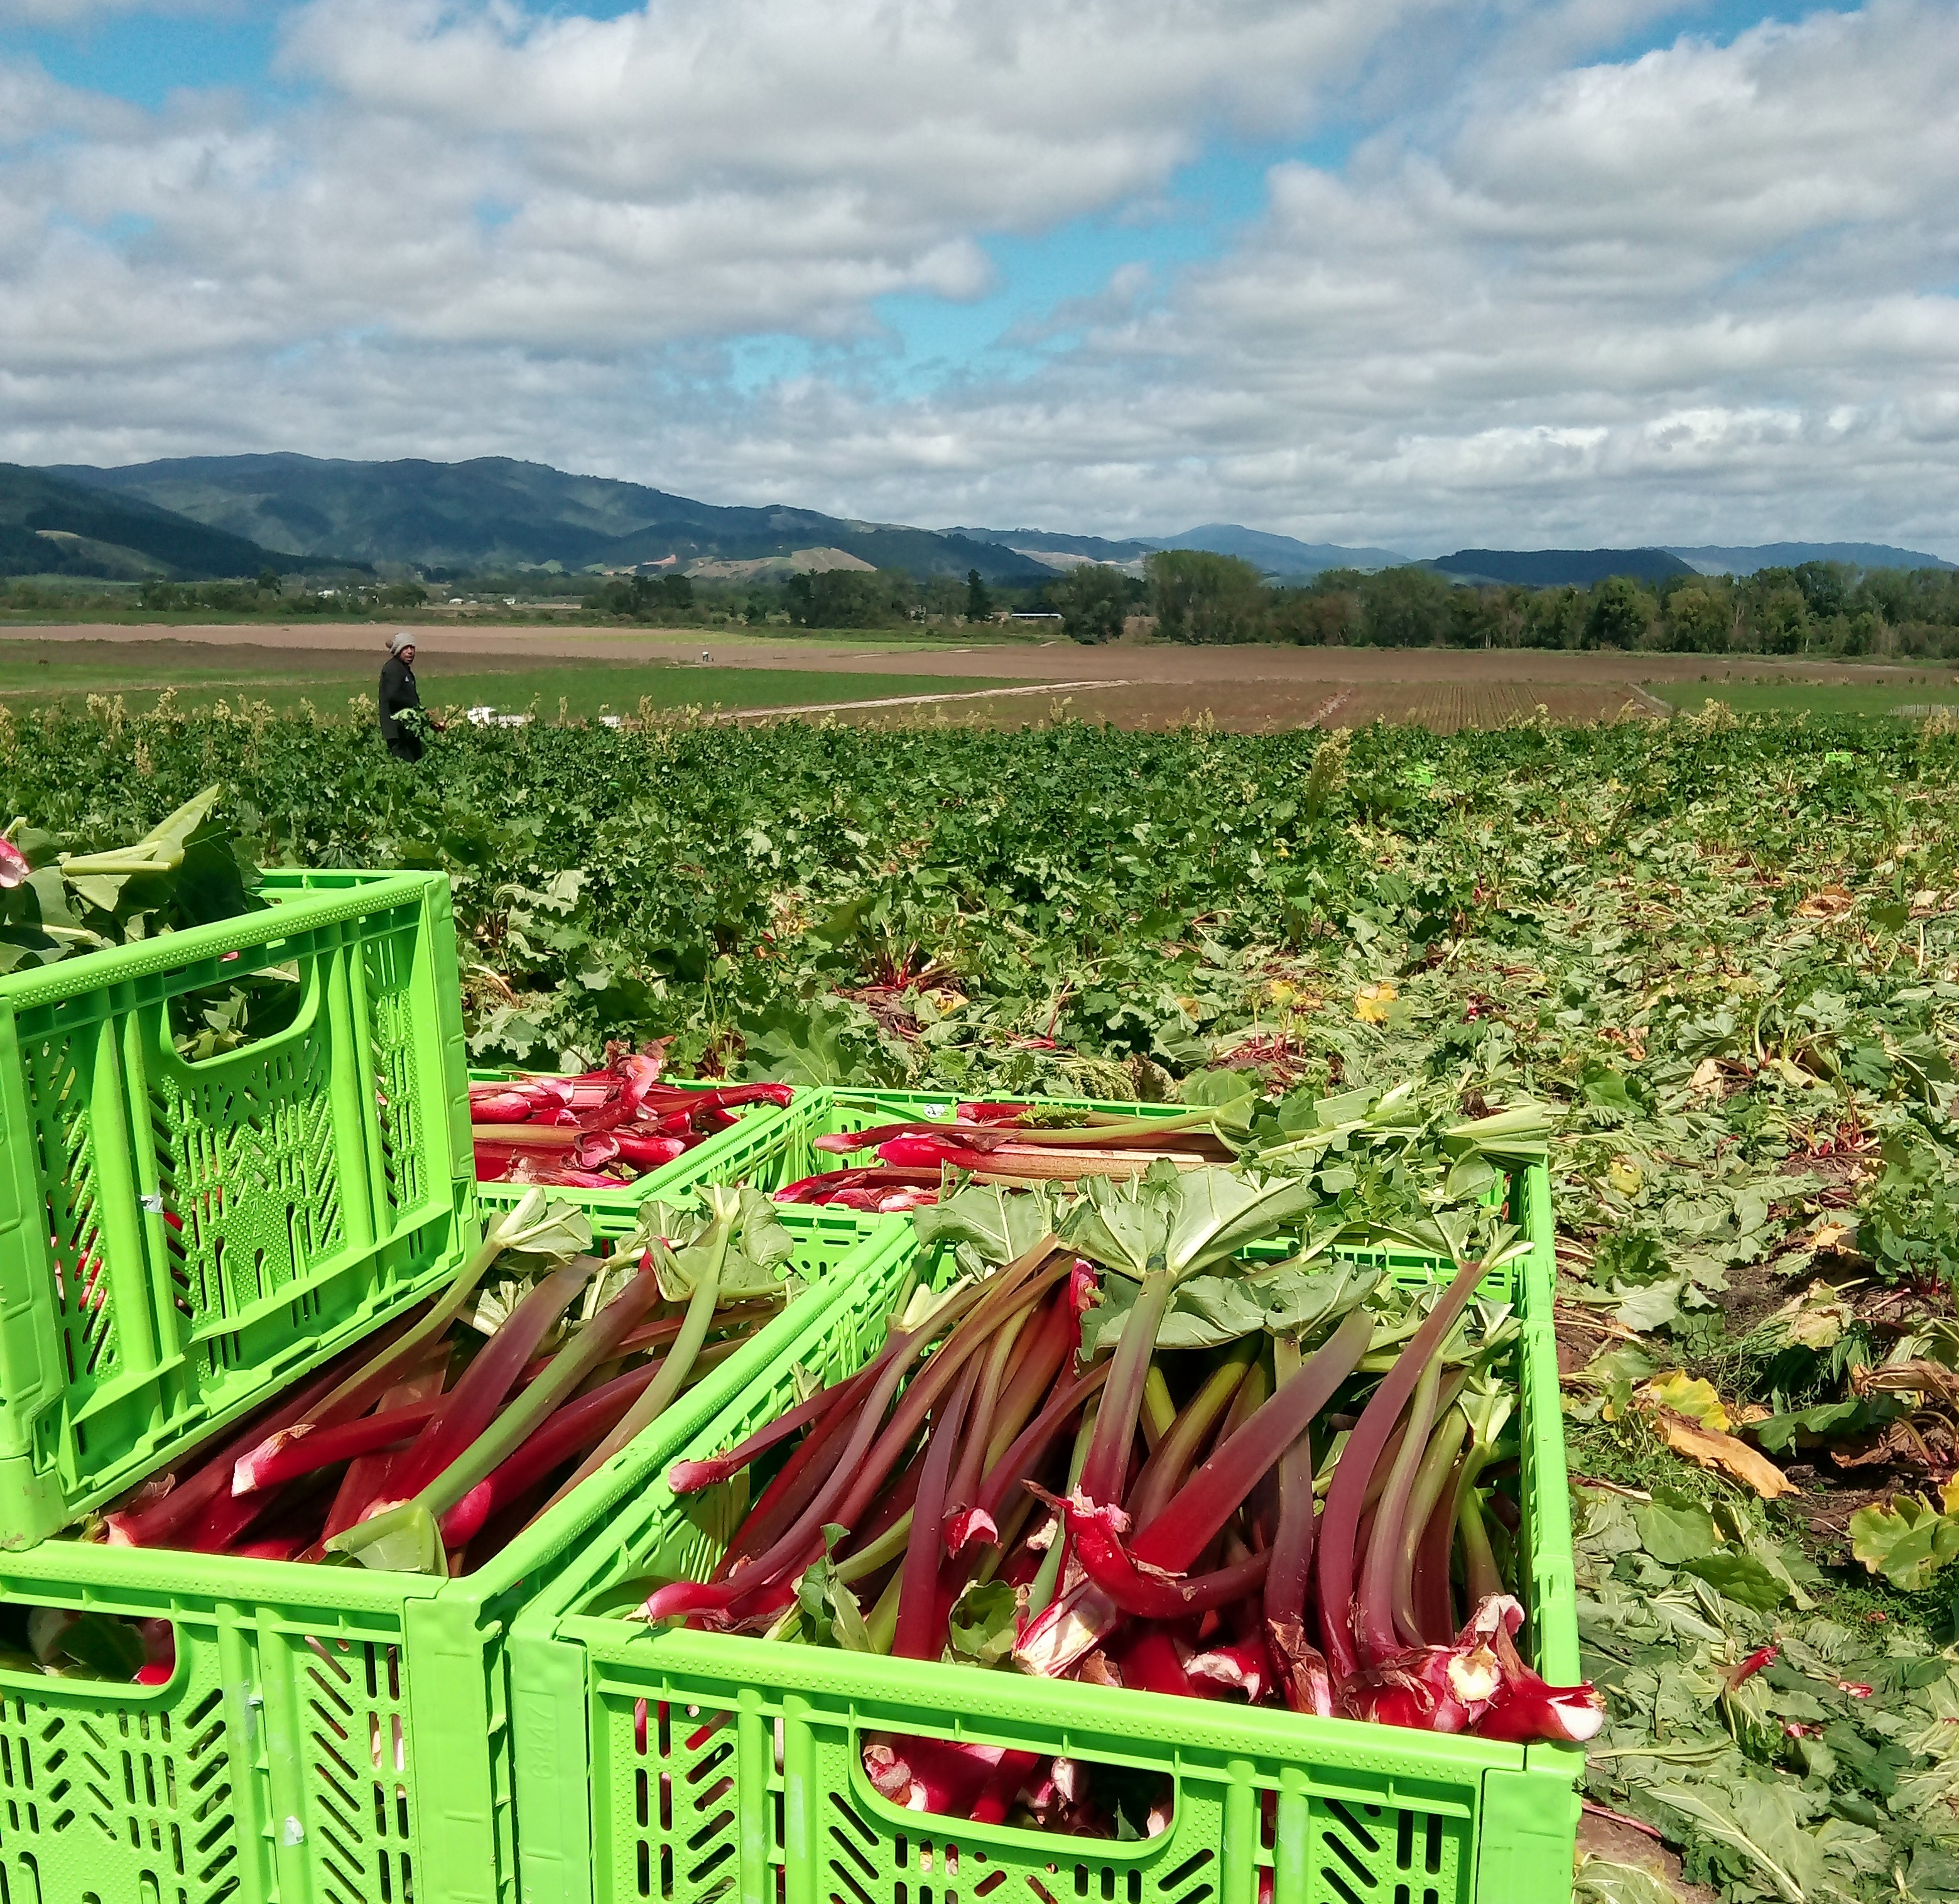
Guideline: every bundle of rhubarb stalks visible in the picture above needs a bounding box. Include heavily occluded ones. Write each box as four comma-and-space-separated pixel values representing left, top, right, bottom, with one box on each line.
639, 1152, 1600, 1839
775, 1098, 1240, 1212
12, 1187, 800, 1684
471, 1046, 791, 1187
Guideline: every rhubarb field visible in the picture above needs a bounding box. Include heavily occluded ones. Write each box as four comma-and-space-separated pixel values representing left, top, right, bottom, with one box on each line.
9, 700, 1959, 1899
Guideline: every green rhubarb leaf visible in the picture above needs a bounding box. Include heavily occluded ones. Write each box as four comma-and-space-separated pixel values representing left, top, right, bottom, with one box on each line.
1848, 1495, 1959, 1591
1750, 1397, 1900, 1455
912, 1182, 1060, 1266
946, 1580, 1019, 1668
1685, 1550, 1793, 1611
1060, 1163, 1321, 1288
1634, 1489, 1722, 1565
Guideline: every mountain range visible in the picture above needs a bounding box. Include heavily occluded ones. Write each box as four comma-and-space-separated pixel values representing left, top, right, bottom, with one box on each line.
45, 454, 1053, 584
0, 464, 335, 582
14, 452, 1954, 587
950, 523, 1411, 578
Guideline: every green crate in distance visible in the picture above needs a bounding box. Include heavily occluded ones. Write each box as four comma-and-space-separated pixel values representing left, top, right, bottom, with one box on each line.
469, 1070, 802, 1216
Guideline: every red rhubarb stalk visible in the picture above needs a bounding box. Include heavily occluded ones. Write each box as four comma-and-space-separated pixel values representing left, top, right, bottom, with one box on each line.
952, 1361, 1109, 1552
1392, 1408, 1468, 1648
654, 1252, 1062, 1619
1127, 1344, 1256, 1530
383, 1255, 600, 1506
1050, 1491, 1270, 1619
440, 1362, 658, 1545
104, 1327, 408, 1547
1356, 1354, 1441, 1665
940, 1304, 1033, 1543
1262, 1335, 1325, 1712
1134, 1306, 1375, 1572
893, 1360, 981, 1660
1315, 1258, 1486, 1682
232, 1397, 442, 1496
310, 1359, 450, 1557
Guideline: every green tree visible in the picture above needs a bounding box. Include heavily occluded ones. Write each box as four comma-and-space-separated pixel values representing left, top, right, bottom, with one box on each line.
1050, 563, 1130, 643
1355, 565, 1455, 646
1585, 575, 1653, 648
1146, 550, 1268, 642
965, 569, 993, 623
1266, 585, 1360, 645
659, 573, 695, 612
1663, 585, 1729, 651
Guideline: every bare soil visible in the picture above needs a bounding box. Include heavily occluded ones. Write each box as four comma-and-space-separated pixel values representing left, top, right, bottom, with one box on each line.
5, 623, 1945, 732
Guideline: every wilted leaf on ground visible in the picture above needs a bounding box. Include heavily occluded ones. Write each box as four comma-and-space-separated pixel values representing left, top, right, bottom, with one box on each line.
1642, 1371, 1730, 1432
1573, 1858, 1686, 1904
1650, 1408, 1798, 1500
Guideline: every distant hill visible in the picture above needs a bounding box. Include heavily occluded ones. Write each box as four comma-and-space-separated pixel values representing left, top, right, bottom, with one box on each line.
0, 463, 317, 582
954, 523, 1411, 578
1666, 541, 1955, 575
949, 527, 1156, 570
1149, 524, 1412, 577
50, 454, 1052, 584
1428, 548, 1695, 587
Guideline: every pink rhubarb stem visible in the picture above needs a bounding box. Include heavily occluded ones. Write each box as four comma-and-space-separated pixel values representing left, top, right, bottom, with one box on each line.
893, 1359, 981, 1660
1315, 1256, 1485, 1682
1133, 1305, 1375, 1573
1356, 1353, 1441, 1665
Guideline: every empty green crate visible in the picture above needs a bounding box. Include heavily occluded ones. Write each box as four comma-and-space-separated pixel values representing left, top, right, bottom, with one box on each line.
0, 1199, 907, 1904
508, 1166, 1580, 1904
0, 869, 475, 1548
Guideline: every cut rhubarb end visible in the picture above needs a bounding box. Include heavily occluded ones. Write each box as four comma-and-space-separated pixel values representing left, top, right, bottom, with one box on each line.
1472, 1684, 1607, 1744
642, 1577, 735, 1623
1185, 1636, 1274, 1704
943, 1508, 999, 1554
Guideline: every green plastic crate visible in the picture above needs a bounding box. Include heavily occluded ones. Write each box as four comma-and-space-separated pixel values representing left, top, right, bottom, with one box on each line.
0, 869, 475, 1548
509, 1165, 1580, 1904
0, 1199, 908, 1904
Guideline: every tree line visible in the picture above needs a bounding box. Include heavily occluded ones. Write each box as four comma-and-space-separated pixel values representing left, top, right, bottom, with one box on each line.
1043, 552, 1959, 658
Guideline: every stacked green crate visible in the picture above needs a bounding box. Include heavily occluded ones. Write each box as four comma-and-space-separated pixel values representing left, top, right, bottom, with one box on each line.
0, 868, 474, 1546
0, 1198, 906, 1904
0, 871, 913, 1904
507, 1164, 1581, 1904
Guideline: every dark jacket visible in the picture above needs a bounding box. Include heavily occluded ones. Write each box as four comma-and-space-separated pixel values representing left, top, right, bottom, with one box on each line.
379, 655, 421, 741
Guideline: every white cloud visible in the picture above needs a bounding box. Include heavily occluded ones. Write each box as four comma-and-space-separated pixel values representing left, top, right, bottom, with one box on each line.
1, 0, 1956, 555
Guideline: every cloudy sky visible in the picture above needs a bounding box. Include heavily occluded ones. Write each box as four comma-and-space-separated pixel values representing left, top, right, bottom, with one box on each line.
2, 1, 1955, 555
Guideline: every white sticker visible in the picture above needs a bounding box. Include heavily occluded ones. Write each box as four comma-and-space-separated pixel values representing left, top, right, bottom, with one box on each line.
140, 1194, 165, 1214
921, 1103, 952, 1119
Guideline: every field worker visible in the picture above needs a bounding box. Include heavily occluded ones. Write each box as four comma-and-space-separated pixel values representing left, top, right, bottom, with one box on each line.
379, 630, 426, 761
